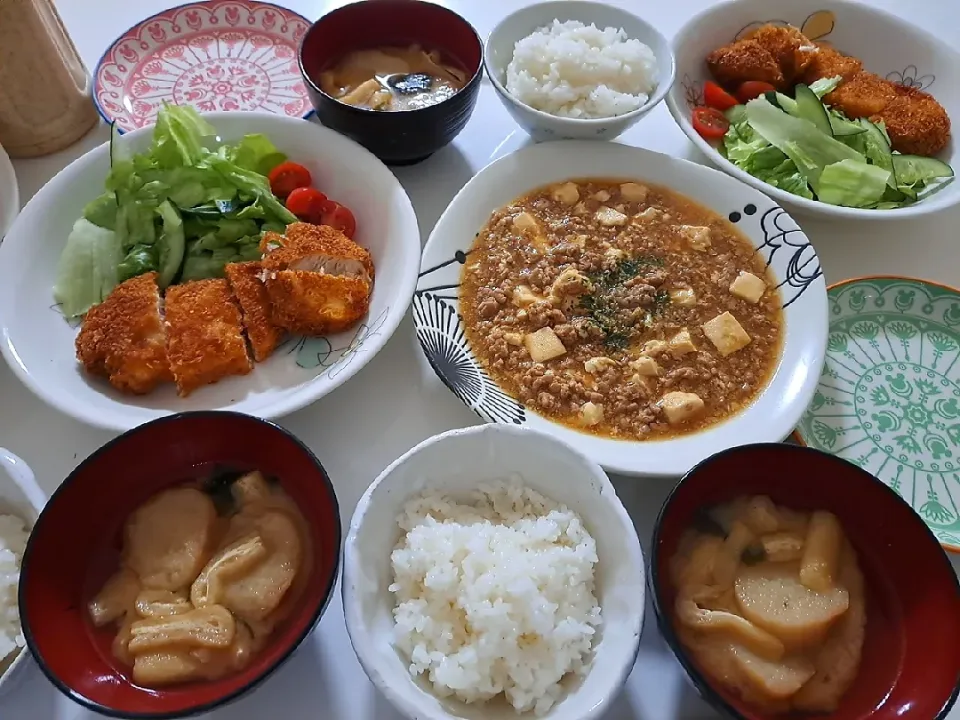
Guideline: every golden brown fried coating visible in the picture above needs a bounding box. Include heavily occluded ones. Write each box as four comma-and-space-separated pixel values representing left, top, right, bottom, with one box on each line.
872, 86, 951, 156
801, 43, 863, 85
264, 271, 372, 335
75, 272, 172, 395
747, 25, 817, 84
824, 72, 898, 119
164, 279, 252, 397
262, 222, 375, 283
258, 230, 285, 254
706, 39, 785, 90
224, 261, 284, 362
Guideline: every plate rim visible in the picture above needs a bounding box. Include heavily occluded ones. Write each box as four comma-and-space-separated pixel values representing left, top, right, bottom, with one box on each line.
91, 0, 316, 134
795, 272, 960, 554
414, 139, 828, 478
0, 110, 420, 433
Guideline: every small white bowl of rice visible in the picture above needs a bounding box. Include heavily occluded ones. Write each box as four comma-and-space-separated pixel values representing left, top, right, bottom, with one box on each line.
0, 448, 44, 698
484, 1, 675, 142
343, 424, 645, 720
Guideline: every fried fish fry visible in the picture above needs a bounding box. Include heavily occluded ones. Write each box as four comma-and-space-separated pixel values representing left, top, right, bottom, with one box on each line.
873, 86, 951, 156
164, 279, 252, 397
75, 272, 172, 395
800, 43, 862, 85
224, 262, 284, 362
746, 25, 817, 84
824, 71, 898, 119
706, 39, 785, 90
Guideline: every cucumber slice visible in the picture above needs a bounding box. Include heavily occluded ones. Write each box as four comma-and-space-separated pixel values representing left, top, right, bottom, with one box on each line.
891, 154, 955, 185
794, 84, 833, 136
830, 116, 867, 137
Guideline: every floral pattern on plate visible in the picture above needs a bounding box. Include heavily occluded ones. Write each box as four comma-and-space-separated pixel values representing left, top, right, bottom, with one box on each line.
94, 0, 312, 132
798, 277, 960, 552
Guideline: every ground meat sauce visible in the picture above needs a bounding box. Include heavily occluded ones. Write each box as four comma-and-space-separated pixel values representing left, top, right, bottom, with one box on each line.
459, 179, 784, 440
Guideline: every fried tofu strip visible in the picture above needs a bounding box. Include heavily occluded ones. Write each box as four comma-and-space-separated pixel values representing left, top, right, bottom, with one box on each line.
224, 262, 284, 362
164, 279, 252, 397
75, 272, 171, 395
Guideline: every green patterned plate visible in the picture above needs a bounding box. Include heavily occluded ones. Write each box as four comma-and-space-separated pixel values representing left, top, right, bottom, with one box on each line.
798, 277, 960, 553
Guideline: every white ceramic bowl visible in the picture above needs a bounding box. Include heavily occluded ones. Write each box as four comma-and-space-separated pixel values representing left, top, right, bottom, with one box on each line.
0, 448, 44, 698
484, 1, 675, 142
0, 143, 17, 240
666, 0, 960, 220
412, 140, 827, 478
343, 424, 645, 720
0, 112, 420, 432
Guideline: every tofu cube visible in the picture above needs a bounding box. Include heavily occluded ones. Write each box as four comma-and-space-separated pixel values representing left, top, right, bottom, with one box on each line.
702, 311, 752, 357
595, 206, 628, 226
729, 271, 767, 304
578, 401, 605, 426
669, 288, 697, 307
635, 207, 662, 222
551, 182, 580, 206
642, 339, 668, 357
660, 392, 705, 425
592, 189, 611, 202
679, 225, 711, 251
630, 356, 660, 376
513, 211, 539, 231
525, 327, 567, 362
605, 247, 626, 262
504, 332, 524, 346
620, 182, 649, 202
669, 328, 697, 356
512, 284, 541, 307
584, 356, 617, 374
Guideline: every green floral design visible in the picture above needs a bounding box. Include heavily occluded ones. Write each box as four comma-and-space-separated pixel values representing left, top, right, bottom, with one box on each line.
800, 278, 960, 550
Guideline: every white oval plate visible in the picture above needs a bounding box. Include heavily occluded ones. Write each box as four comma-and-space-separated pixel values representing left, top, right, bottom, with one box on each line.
0, 112, 420, 432
413, 141, 828, 477
0, 143, 18, 240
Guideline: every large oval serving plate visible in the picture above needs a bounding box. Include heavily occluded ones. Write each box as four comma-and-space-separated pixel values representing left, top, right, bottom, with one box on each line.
414, 141, 827, 477
0, 112, 420, 433
94, 0, 313, 133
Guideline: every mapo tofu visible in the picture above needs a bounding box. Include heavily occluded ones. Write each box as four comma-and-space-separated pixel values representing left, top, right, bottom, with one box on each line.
459, 179, 783, 440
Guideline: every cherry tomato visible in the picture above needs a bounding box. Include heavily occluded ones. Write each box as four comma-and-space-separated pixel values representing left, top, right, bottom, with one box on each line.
268, 161, 312, 198
703, 81, 739, 111
736, 81, 777, 104
319, 201, 357, 239
691, 107, 730, 140
285, 186, 328, 223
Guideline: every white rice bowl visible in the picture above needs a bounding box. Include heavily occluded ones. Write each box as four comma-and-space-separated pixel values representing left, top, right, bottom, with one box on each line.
389, 479, 600, 716
505, 20, 659, 119
0, 514, 29, 673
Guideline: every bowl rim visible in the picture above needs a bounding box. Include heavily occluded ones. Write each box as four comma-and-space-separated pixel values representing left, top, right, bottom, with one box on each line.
341, 423, 646, 720
18, 410, 343, 720
297, 0, 486, 116
664, 0, 960, 220
0, 110, 421, 433
92, 0, 317, 134
648, 442, 960, 720
483, 0, 677, 126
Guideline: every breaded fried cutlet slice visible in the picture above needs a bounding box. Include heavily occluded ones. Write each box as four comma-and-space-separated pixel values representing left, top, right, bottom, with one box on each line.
824, 72, 898, 119
801, 43, 863, 85
265, 271, 371, 335
224, 261, 284, 362
706, 39, 786, 90
262, 222, 375, 284
164, 279, 252, 397
873, 86, 951, 156
746, 25, 817, 84
76, 272, 171, 395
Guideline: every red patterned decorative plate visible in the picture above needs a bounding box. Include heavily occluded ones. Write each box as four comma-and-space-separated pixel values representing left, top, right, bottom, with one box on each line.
93, 0, 313, 132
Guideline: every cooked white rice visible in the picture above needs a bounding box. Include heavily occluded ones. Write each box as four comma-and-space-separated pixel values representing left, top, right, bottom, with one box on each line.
505, 19, 658, 119
0, 514, 29, 669
389, 478, 601, 715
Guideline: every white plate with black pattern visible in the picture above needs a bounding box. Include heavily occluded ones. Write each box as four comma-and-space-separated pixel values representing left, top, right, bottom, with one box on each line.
413, 141, 828, 478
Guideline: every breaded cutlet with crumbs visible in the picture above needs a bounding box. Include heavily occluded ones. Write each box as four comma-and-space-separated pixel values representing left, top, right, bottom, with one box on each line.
261, 222, 374, 282
75, 272, 171, 395
706, 38, 786, 90
164, 279, 252, 397
801, 43, 863, 85
824, 72, 899, 119
224, 261, 284, 362
744, 25, 817, 84
873, 86, 952, 156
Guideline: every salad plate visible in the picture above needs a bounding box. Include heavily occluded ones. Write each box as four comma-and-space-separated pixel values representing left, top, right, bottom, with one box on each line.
94, 0, 313, 133
797, 276, 960, 553
0, 143, 18, 240
413, 140, 828, 478
0, 111, 420, 432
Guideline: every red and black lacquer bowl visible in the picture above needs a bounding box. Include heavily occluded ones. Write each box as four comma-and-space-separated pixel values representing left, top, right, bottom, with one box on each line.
298, 0, 483, 166
18, 412, 341, 719
651, 443, 960, 720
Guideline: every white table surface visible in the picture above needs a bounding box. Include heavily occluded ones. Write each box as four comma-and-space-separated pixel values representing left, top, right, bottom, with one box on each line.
3, 0, 959, 718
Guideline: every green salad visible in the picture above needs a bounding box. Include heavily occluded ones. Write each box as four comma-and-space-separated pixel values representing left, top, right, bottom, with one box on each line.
54, 105, 296, 318
720, 77, 954, 210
